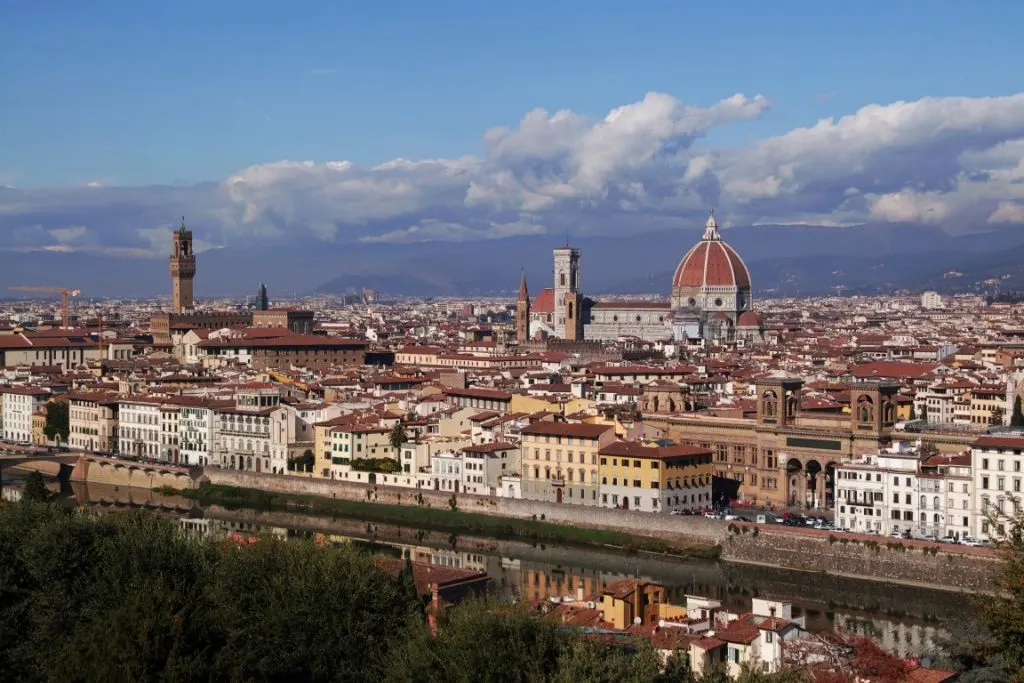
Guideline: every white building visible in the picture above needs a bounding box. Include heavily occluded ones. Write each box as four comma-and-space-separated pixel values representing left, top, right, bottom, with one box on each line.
718, 598, 808, 677
973, 435, 1024, 541
1, 387, 50, 444
118, 398, 163, 458
836, 443, 976, 539
159, 404, 181, 464
431, 450, 463, 493
459, 442, 519, 496
921, 291, 944, 310
179, 400, 225, 467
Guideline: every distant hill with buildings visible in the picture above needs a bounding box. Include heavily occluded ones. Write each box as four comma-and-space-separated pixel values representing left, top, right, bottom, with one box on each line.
4, 222, 1024, 299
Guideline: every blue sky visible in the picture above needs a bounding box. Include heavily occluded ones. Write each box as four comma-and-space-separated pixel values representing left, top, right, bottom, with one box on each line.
3, 0, 1021, 187
2, 1, 1024, 258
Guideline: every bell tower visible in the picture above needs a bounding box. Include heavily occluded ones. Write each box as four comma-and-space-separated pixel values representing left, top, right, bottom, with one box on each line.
169, 217, 196, 313
553, 246, 582, 340
516, 272, 531, 344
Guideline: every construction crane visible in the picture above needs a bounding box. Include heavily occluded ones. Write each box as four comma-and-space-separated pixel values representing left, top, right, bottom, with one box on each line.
8, 286, 81, 328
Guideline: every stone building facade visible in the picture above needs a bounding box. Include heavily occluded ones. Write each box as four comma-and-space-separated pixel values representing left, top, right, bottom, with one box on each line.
644, 379, 974, 509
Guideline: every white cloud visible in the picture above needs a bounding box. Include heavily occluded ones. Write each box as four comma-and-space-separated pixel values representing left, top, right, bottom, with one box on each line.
868, 190, 951, 224
989, 201, 1024, 224
48, 226, 88, 243
1, 92, 1024, 257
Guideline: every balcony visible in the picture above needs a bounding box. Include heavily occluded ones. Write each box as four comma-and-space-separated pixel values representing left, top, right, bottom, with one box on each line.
551, 477, 565, 487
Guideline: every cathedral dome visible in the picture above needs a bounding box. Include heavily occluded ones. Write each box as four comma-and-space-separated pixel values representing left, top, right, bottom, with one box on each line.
737, 310, 762, 328
671, 211, 751, 290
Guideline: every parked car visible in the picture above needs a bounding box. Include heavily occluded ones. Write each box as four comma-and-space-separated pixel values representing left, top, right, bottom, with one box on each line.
939, 535, 958, 544
961, 537, 983, 547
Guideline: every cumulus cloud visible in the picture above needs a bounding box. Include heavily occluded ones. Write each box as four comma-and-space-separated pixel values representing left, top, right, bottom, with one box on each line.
2, 91, 1024, 258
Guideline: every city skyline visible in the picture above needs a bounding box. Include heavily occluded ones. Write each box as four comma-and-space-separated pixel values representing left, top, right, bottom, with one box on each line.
1, 2, 1023, 263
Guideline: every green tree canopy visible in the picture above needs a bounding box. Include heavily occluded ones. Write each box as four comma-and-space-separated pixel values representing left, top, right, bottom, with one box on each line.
43, 400, 68, 443
21, 471, 49, 503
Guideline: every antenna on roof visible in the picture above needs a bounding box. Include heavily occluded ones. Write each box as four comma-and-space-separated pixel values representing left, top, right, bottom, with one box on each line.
564, 226, 570, 247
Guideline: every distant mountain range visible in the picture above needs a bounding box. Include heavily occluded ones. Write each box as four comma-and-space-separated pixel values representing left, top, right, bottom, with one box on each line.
4, 222, 1024, 300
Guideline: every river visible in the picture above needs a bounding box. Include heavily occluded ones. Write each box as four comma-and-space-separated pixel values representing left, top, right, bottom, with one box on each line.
8, 475, 969, 658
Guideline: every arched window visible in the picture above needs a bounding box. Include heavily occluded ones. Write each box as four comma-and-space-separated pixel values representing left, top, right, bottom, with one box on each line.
858, 395, 875, 423
920, 495, 927, 508
763, 390, 778, 418
933, 496, 940, 510
560, 273, 566, 287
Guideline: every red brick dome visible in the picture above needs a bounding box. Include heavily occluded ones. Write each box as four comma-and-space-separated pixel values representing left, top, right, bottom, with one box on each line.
737, 310, 762, 328
672, 212, 751, 290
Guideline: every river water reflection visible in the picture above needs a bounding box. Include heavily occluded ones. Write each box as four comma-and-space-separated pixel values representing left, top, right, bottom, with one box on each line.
68, 480, 968, 658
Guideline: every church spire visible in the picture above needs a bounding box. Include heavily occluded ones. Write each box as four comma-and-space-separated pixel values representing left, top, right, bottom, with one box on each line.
518, 269, 529, 300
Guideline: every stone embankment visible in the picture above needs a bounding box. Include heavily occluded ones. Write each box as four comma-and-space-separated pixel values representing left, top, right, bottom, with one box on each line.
204, 469, 1001, 592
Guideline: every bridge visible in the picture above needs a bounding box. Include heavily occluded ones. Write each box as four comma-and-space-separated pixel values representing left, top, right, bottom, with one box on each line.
0, 450, 197, 491
0, 453, 80, 467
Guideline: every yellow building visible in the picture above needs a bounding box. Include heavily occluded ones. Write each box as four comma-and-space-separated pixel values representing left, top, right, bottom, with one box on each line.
969, 386, 1006, 426
329, 425, 394, 478
598, 441, 713, 513
519, 422, 615, 505
31, 406, 48, 446
598, 579, 668, 630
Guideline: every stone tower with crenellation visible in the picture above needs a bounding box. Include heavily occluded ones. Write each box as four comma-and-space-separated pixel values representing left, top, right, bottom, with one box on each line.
169, 217, 196, 313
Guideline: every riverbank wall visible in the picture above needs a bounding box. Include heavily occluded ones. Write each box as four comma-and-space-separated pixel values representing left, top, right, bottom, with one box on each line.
203, 469, 1001, 592
722, 526, 999, 593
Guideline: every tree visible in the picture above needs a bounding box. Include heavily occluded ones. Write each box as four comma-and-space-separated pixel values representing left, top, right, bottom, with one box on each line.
397, 557, 424, 620
976, 503, 1024, 679
920, 403, 929, 423
43, 400, 69, 444
992, 406, 1006, 427
909, 404, 917, 420
21, 471, 49, 503
656, 649, 694, 682
1012, 396, 1024, 428
552, 638, 662, 683
389, 421, 408, 451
